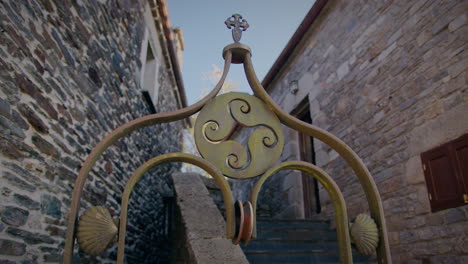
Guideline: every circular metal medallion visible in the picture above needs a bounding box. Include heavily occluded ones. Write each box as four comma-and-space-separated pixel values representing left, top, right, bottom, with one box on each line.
194, 92, 284, 179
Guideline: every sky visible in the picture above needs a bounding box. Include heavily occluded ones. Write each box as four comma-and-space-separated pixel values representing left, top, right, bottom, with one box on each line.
166, 0, 316, 105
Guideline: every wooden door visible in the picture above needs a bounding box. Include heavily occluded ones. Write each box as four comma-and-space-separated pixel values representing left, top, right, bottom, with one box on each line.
294, 101, 321, 218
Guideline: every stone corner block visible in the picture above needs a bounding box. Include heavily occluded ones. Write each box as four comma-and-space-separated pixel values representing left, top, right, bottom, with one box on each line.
189, 238, 249, 264
172, 173, 226, 239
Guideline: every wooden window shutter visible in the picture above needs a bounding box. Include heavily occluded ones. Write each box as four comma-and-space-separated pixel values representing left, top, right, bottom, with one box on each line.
421, 133, 468, 212
453, 134, 468, 199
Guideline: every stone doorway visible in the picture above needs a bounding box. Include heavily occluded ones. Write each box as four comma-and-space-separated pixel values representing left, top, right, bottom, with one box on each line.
293, 99, 321, 218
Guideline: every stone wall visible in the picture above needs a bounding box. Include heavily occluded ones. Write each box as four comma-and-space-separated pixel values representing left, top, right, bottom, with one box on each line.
0, 0, 183, 263
237, 0, 467, 263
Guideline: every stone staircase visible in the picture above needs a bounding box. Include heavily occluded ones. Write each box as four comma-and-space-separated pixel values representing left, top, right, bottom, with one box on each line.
241, 219, 371, 264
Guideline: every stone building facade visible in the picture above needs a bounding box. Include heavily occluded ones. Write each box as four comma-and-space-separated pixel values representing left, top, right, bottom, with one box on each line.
234, 0, 467, 262
0, 0, 186, 263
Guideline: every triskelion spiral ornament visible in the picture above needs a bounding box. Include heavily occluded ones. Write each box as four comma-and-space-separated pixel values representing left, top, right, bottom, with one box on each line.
194, 92, 284, 179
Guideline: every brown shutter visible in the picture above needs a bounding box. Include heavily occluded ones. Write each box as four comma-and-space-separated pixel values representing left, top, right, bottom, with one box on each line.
452, 134, 468, 196
421, 134, 467, 212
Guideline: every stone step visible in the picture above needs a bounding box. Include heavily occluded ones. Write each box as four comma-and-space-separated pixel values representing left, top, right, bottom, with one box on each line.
244, 250, 371, 264
244, 251, 339, 264
243, 218, 371, 263
255, 219, 331, 230
256, 228, 337, 241
256, 218, 330, 224
243, 240, 339, 252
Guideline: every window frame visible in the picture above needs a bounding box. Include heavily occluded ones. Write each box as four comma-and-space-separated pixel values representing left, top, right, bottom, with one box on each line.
139, 28, 160, 113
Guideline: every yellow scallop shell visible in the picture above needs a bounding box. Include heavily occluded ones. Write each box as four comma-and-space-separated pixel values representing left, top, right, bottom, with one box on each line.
77, 206, 118, 255
350, 214, 379, 255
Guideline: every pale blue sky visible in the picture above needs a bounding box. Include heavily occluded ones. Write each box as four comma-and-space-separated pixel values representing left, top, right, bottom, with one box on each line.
166, 0, 316, 104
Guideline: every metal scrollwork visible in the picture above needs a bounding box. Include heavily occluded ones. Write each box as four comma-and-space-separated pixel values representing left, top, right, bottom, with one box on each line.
64, 13, 392, 264
194, 92, 284, 179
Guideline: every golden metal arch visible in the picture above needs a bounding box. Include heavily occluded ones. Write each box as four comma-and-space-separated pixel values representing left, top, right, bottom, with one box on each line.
64, 15, 392, 264
62, 52, 233, 263
116, 153, 235, 263
240, 52, 391, 263
249, 161, 353, 263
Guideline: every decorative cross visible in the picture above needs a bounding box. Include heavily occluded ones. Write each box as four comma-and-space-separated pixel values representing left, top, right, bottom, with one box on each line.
225, 14, 249, 43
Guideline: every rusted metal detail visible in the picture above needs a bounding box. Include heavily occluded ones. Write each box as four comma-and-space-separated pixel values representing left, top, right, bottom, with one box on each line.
240, 201, 253, 246
249, 161, 353, 263
116, 153, 235, 263
242, 54, 391, 263
225, 14, 249, 43
194, 92, 284, 179
233, 200, 253, 246
76, 206, 118, 256
233, 201, 244, 246
62, 53, 233, 263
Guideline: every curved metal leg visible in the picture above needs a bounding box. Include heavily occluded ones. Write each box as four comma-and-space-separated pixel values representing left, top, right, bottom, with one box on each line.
250, 161, 353, 264
116, 153, 235, 264
62, 53, 232, 263
243, 55, 391, 264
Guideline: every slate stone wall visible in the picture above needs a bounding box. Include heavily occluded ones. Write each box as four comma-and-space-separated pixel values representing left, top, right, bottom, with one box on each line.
235, 0, 467, 262
0, 0, 183, 263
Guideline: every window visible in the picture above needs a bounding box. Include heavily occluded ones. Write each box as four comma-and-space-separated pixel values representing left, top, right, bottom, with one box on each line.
142, 90, 157, 114
421, 133, 468, 212
142, 44, 160, 106
139, 29, 160, 114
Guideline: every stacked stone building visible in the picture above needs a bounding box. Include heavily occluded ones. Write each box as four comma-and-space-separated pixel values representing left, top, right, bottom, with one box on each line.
232, 0, 467, 263
0, 0, 186, 262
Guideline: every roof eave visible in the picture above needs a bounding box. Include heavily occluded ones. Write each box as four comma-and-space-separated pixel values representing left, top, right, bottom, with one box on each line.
261, 0, 328, 90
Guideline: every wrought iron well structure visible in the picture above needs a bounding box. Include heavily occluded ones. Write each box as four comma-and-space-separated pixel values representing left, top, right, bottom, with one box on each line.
63, 14, 392, 263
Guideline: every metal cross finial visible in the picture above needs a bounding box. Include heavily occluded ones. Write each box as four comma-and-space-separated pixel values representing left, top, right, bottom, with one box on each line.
225, 14, 249, 43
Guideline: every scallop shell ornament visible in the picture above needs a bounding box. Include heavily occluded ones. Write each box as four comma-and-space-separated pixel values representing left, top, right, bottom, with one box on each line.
350, 214, 379, 255
77, 206, 118, 255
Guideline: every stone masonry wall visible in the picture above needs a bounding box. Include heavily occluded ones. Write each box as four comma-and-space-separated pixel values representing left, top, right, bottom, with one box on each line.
247, 0, 467, 263
0, 0, 183, 263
